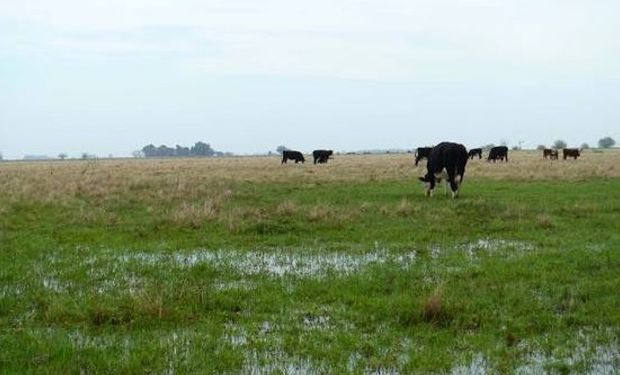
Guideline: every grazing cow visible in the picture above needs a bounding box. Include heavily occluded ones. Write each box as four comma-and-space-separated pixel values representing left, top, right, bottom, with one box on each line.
312, 149, 333, 164
563, 148, 581, 160
543, 148, 559, 160
414, 147, 433, 166
487, 146, 508, 162
418, 142, 468, 198
281, 150, 305, 164
468, 148, 482, 160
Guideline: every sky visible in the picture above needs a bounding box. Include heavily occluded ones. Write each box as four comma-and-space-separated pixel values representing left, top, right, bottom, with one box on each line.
1, 0, 619, 159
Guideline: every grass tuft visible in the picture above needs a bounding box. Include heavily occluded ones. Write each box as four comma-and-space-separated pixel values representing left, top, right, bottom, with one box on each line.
536, 214, 555, 229
422, 288, 452, 326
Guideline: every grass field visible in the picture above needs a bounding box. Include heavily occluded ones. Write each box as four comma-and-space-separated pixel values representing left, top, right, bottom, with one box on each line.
1, 150, 619, 373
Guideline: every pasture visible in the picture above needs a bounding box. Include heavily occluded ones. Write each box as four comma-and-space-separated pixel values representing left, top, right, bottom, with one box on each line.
1, 150, 619, 373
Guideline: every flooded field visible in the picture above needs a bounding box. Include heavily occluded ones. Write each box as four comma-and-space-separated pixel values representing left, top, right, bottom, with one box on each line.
1, 153, 619, 372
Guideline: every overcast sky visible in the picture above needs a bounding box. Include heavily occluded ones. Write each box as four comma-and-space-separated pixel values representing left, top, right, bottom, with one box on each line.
1, 0, 619, 159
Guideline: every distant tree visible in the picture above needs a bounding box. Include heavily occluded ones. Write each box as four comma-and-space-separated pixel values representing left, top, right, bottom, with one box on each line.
58, 153, 68, 160
142, 144, 157, 157
581, 143, 590, 150
175, 145, 191, 157
141, 141, 222, 157
511, 146, 520, 151
553, 140, 567, 149
276, 145, 288, 155
536, 145, 546, 150
598, 136, 616, 149
191, 141, 214, 156
132, 150, 143, 158
81, 152, 89, 160
157, 145, 175, 157
0, 152, 3, 161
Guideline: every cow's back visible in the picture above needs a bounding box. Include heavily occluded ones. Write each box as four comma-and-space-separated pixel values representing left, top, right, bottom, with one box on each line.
488, 146, 508, 161
428, 142, 467, 173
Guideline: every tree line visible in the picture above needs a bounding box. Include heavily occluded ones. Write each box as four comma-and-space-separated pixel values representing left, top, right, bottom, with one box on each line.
140, 142, 230, 158
535, 137, 616, 151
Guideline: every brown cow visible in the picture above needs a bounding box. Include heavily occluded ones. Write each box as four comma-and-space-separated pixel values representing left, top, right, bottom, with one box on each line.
563, 148, 581, 160
543, 148, 559, 160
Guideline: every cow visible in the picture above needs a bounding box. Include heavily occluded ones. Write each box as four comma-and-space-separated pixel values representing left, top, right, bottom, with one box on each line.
468, 148, 482, 160
543, 148, 559, 160
312, 150, 333, 164
418, 142, 468, 198
281, 150, 305, 164
563, 148, 581, 160
414, 147, 433, 166
487, 146, 508, 162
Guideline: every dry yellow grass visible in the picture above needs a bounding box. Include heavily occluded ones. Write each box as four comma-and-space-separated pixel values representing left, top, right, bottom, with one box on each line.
0, 149, 618, 205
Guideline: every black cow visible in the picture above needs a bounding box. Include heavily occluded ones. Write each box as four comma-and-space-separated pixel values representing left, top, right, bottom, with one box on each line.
414, 147, 433, 166
487, 146, 508, 162
563, 148, 581, 160
281, 150, 305, 164
312, 150, 333, 164
418, 142, 468, 198
468, 148, 482, 159
543, 148, 559, 160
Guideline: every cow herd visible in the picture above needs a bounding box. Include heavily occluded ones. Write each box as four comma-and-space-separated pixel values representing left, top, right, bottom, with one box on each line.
281, 149, 334, 164
543, 148, 582, 160
281, 144, 583, 198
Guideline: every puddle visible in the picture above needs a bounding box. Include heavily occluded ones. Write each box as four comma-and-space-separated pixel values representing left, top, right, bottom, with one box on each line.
0, 285, 24, 298
15, 326, 620, 373
347, 353, 363, 372
458, 239, 535, 258
226, 333, 248, 347
243, 349, 328, 375
69, 330, 116, 350
302, 314, 331, 330
42, 277, 69, 293
450, 354, 490, 375
515, 341, 619, 374
213, 280, 256, 291
451, 330, 620, 375
259, 321, 276, 335
116, 249, 418, 279
365, 369, 400, 375
31, 239, 537, 298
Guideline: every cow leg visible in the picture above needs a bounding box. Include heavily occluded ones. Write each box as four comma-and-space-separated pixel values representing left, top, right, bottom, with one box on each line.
423, 176, 435, 197
445, 165, 460, 199
450, 177, 460, 198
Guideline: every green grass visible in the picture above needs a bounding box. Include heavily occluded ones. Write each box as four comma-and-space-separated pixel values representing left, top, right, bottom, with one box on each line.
1, 177, 619, 373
